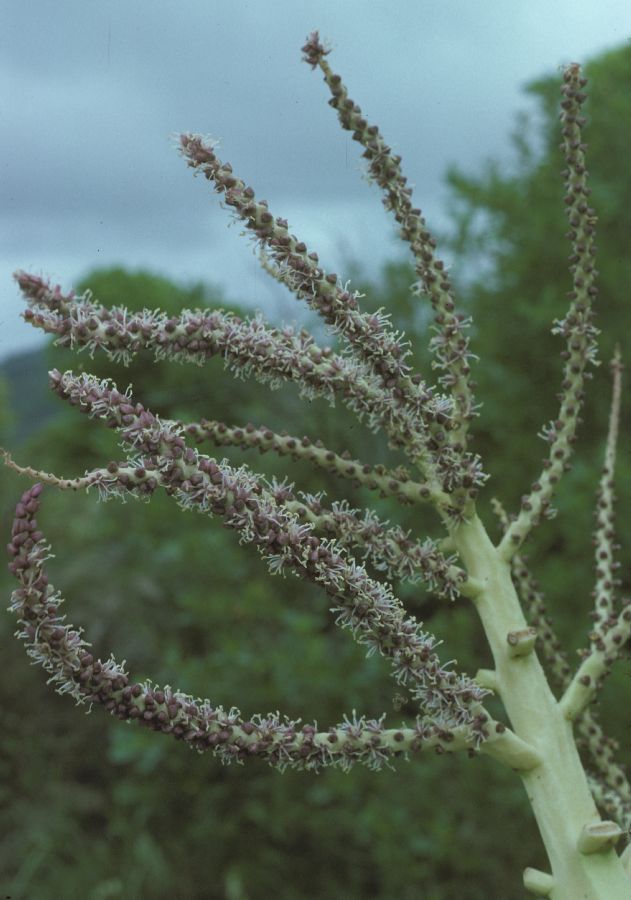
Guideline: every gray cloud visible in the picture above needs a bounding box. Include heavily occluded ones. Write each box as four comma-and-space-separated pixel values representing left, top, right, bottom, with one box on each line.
3, 0, 631, 360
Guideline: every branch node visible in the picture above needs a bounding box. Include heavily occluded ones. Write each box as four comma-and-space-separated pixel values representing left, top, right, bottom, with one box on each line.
577, 820, 623, 855
479, 727, 542, 771
475, 668, 498, 692
506, 627, 538, 658
523, 867, 554, 896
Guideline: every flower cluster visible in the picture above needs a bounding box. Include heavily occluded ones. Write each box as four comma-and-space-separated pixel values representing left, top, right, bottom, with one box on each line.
163, 416, 466, 594
4, 41, 630, 868
177, 416, 436, 505
15, 271, 457, 488
179, 131, 487, 504
589, 353, 624, 648
41, 367, 487, 727
8, 485, 478, 771
492, 346, 631, 837
300, 31, 476, 447
499, 63, 600, 557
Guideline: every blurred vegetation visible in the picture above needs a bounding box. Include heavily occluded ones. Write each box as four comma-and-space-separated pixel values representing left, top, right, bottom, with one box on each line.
1, 42, 630, 900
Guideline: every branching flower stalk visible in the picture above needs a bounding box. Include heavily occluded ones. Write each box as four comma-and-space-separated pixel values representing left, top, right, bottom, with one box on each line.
4, 34, 630, 898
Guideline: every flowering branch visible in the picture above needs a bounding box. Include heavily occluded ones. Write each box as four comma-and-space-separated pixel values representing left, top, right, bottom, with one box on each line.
8, 484, 479, 772
15, 271, 463, 505
492, 497, 631, 834
278, 493, 467, 597
7, 460, 543, 776
42, 367, 490, 727
178, 135, 417, 391
587, 775, 631, 839
499, 64, 600, 559
558, 351, 627, 722
559, 605, 631, 723
300, 32, 477, 452
178, 131, 486, 500
494, 358, 631, 829
170, 417, 470, 592
176, 416, 435, 506
589, 350, 624, 647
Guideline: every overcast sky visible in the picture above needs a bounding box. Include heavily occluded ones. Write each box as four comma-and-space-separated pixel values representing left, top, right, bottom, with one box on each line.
2, 1, 631, 363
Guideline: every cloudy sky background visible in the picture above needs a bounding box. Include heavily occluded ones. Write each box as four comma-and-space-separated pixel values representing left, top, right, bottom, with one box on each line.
2, 0, 631, 362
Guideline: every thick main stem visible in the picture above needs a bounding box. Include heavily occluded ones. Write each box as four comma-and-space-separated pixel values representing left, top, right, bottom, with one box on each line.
453, 513, 630, 899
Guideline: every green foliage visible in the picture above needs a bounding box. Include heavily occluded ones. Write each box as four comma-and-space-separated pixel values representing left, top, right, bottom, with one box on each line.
2, 42, 631, 899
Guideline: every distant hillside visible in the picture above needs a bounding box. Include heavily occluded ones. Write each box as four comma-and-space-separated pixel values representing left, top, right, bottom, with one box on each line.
0, 347, 60, 445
